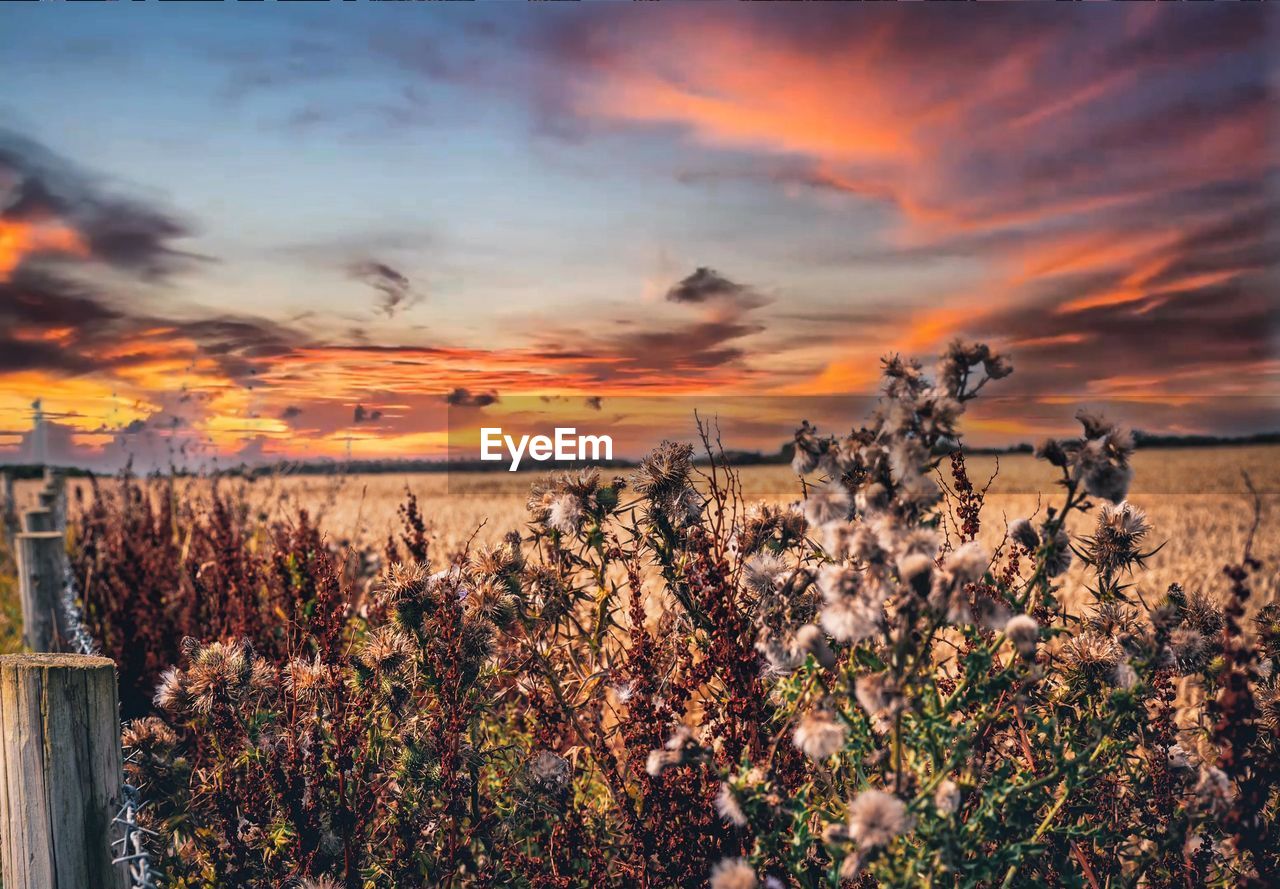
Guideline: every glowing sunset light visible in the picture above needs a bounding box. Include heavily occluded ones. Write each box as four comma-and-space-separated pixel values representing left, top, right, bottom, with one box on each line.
0, 218, 87, 280
0, 4, 1273, 468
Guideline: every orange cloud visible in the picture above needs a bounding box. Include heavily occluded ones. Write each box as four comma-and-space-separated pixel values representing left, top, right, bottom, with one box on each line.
0, 219, 87, 281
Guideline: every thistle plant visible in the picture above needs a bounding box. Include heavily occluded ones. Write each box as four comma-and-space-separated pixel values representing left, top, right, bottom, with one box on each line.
106, 340, 1278, 888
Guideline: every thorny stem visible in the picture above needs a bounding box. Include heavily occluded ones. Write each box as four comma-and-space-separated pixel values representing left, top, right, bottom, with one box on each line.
999, 730, 1116, 888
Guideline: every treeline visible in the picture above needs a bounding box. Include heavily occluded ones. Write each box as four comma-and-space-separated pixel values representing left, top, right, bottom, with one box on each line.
5, 430, 1277, 480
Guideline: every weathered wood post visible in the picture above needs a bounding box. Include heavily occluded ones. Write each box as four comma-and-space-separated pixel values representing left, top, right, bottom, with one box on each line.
20, 507, 54, 533
15, 529, 67, 653
41, 470, 67, 532
0, 470, 17, 551
0, 653, 127, 889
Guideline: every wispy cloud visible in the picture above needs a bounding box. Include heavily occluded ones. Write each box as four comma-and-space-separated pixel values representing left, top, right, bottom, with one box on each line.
347, 258, 422, 318
530, 5, 1275, 397
1, 6, 1275, 466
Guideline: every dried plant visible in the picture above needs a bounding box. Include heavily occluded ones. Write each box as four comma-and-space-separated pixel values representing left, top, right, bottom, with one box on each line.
113, 341, 1278, 888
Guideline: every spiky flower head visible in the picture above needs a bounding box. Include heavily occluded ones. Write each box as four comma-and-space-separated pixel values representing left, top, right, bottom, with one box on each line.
935, 340, 1010, 400
359, 625, 415, 674
1253, 603, 1280, 662
465, 576, 519, 628
1066, 414, 1135, 500
632, 440, 694, 504
1180, 589, 1225, 637
1035, 438, 1068, 468
295, 878, 342, 889
547, 493, 583, 535
528, 750, 572, 792
1083, 457, 1134, 504
1060, 631, 1123, 690
284, 655, 332, 704
1255, 685, 1280, 737
1169, 626, 1209, 673
178, 638, 269, 717
741, 552, 789, 598
382, 561, 430, 604
122, 715, 179, 757
1075, 410, 1114, 440
738, 502, 809, 554
1081, 501, 1152, 573
817, 562, 858, 602
1009, 518, 1040, 551
1044, 526, 1073, 577
847, 522, 889, 565
153, 667, 188, 712
856, 481, 891, 514
897, 552, 934, 598
472, 536, 524, 577
1086, 602, 1143, 652
804, 481, 852, 528
791, 420, 822, 475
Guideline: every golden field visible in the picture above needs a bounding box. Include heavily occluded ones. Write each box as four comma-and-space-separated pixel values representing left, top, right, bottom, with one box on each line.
8, 444, 1276, 616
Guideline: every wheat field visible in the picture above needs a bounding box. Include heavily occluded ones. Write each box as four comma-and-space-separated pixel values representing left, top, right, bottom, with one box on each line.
10, 445, 1274, 614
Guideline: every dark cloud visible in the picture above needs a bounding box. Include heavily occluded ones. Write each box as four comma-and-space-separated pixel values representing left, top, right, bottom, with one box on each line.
972, 257, 1274, 399
0, 265, 301, 383
0, 337, 99, 375
280, 405, 303, 420
666, 267, 752, 305
548, 317, 766, 390
444, 388, 499, 408
353, 404, 383, 424
0, 129, 199, 278
348, 259, 422, 318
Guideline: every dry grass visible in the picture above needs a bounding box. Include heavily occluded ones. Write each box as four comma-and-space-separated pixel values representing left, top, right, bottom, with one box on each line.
6, 445, 1276, 619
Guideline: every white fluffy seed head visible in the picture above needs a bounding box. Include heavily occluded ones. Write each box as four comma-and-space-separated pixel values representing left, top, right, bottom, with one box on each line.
793, 708, 847, 761
847, 789, 912, 849
1005, 614, 1040, 657
709, 857, 759, 889
934, 779, 961, 816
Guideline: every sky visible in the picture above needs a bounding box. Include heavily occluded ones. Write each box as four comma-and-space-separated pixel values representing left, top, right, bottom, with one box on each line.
0, 4, 1277, 467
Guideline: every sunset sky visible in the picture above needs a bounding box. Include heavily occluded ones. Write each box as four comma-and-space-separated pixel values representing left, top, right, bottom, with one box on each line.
1, 4, 1276, 467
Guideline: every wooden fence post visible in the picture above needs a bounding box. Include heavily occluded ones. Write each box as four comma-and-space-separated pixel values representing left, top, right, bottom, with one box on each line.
0, 470, 17, 552
16, 530, 68, 653
44, 469, 67, 530
0, 653, 127, 889
20, 508, 54, 534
